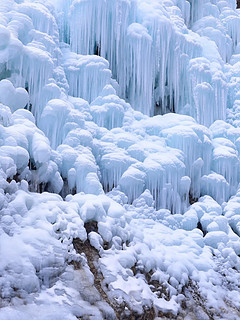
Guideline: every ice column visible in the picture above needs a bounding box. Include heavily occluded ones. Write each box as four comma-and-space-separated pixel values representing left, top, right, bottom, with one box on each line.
125, 23, 152, 115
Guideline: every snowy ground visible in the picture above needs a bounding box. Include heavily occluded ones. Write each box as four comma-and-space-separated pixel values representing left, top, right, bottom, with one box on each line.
1, 0, 240, 319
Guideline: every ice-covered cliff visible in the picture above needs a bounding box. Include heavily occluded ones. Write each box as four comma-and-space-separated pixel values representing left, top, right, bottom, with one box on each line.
0, 0, 240, 319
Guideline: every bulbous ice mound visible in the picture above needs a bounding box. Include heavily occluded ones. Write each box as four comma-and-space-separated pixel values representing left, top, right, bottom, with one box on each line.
0, 25, 10, 50
0, 79, 29, 112
0, 0, 240, 319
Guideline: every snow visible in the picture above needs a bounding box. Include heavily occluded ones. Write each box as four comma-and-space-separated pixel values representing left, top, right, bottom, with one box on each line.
0, 80, 29, 112
0, 0, 240, 319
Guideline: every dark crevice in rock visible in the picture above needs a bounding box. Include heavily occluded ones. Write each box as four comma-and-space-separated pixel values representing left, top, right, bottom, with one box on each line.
94, 42, 101, 56
29, 159, 37, 171
154, 94, 175, 116
145, 271, 171, 302
6, 174, 20, 184
102, 182, 114, 193
72, 237, 119, 319
197, 221, 206, 236
189, 193, 198, 205
60, 178, 76, 198
84, 221, 98, 234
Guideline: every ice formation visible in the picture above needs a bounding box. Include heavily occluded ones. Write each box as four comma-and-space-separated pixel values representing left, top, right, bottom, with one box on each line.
0, 0, 240, 319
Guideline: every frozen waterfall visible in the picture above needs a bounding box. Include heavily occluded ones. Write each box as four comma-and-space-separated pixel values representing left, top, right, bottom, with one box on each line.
1, 0, 240, 319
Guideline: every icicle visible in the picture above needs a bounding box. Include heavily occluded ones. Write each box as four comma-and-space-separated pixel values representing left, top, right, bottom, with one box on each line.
100, 151, 136, 192
124, 23, 152, 115
200, 173, 230, 204
211, 137, 240, 196
17, 3, 59, 40
39, 99, 71, 149
90, 85, 129, 130
143, 151, 186, 213
62, 49, 112, 103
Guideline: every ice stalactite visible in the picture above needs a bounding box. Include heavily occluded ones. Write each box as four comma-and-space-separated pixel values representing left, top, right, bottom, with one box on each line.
62, 49, 112, 103
10, 46, 53, 119
100, 151, 137, 192
221, 6, 240, 51
0, 2, 63, 126
200, 173, 230, 204
188, 56, 228, 127
192, 16, 232, 63
0, 0, 238, 130
56, 0, 73, 43
124, 23, 152, 115
39, 99, 71, 149
143, 152, 186, 213
67, 0, 234, 126
211, 137, 240, 196
17, 3, 59, 40
69, 0, 105, 56
90, 85, 129, 130
144, 14, 175, 115
69, 0, 136, 73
